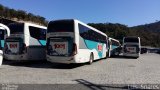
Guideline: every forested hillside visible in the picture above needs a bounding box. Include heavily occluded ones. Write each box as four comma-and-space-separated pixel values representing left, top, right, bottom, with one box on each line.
89, 22, 160, 47
130, 22, 160, 47
88, 23, 129, 43
0, 4, 48, 26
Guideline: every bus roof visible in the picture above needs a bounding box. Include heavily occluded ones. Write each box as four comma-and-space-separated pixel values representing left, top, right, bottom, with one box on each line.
49, 19, 108, 38
109, 37, 120, 42
8, 22, 47, 29
123, 36, 140, 39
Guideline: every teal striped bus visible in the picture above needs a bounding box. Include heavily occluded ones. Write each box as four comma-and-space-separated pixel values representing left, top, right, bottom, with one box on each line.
46, 19, 108, 64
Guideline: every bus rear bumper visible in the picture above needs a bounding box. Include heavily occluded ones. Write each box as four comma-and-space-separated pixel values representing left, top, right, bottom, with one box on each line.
46, 55, 76, 64
4, 54, 28, 61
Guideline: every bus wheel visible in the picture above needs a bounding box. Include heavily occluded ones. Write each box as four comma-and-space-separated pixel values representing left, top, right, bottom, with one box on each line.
107, 50, 111, 58
88, 53, 94, 64
104, 52, 108, 59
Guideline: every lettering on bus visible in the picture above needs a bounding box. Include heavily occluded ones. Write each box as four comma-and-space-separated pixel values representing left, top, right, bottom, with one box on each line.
10, 44, 17, 48
54, 44, 66, 49
97, 44, 102, 51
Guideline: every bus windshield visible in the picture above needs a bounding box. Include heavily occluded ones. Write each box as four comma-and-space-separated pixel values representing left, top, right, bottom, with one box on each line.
47, 20, 74, 33
124, 38, 139, 43
9, 23, 24, 34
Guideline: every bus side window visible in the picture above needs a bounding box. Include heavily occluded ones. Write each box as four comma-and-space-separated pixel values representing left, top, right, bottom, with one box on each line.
29, 26, 46, 40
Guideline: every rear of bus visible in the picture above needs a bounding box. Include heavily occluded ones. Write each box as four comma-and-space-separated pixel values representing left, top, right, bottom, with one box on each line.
123, 37, 141, 58
4, 23, 27, 60
46, 20, 76, 64
108, 38, 121, 57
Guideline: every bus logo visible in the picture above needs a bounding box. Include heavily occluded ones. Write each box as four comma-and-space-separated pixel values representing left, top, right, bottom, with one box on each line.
54, 44, 66, 49
97, 44, 102, 51
10, 44, 17, 48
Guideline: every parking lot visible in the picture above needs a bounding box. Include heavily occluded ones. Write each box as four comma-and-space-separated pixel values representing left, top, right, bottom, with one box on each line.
0, 53, 160, 85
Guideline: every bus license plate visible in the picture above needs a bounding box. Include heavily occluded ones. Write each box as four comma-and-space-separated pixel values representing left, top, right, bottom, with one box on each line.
127, 47, 136, 52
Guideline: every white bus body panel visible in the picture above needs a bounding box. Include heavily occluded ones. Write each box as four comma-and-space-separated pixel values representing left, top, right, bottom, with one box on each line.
0, 50, 3, 66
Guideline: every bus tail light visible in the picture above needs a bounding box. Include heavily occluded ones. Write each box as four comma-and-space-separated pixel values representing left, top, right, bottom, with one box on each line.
23, 43, 27, 53
124, 45, 127, 53
71, 43, 77, 56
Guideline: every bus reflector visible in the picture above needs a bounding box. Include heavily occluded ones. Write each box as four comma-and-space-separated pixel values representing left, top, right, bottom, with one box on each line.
23, 43, 27, 53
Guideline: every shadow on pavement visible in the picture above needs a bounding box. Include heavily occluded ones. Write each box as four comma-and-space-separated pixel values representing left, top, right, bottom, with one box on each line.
110, 55, 138, 59
74, 79, 142, 90
2, 59, 85, 69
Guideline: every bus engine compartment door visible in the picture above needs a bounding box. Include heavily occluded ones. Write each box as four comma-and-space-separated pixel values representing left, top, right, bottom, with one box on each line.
6, 42, 20, 54
50, 41, 68, 56
48, 37, 73, 56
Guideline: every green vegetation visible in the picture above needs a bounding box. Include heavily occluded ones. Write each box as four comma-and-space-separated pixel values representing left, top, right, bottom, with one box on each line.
130, 22, 160, 47
89, 23, 160, 47
0, 4, 48, 26
88, 23, 129, 43
0, 4, 160, 47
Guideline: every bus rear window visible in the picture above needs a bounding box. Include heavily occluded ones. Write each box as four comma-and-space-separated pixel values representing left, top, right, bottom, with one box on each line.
47, 20, 74, 33
9, 23, 24, 34
124, 38, 139, 43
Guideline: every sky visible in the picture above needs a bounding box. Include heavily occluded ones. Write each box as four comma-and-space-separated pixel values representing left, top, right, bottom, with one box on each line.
0, 0, 160, 27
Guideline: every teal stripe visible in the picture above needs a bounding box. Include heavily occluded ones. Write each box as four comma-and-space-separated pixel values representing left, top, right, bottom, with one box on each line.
39, 40, 46, 46
111, 45, 118, 50
1, 40, 4, 48
84, 39, 104, 58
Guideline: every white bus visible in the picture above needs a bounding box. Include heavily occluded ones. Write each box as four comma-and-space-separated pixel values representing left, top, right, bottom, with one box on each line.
108, 37, 121, 57
46, 19, 108, 64
122, 37, 141, 58
4, 22, 47, 61
0, 23, 10, 65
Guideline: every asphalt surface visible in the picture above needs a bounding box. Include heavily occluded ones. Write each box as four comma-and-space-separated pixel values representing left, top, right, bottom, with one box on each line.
0, 53, 160, 89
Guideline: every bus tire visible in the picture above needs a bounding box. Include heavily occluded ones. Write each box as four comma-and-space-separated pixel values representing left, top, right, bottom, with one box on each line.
104, 52, 108, 59
88, 53, 94, 65
108, 50, 111, 58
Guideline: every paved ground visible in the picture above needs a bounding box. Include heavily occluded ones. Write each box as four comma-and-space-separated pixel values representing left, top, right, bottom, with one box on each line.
0, 53, 160, 85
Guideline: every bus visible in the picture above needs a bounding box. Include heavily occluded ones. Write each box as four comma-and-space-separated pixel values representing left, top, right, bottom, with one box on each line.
4, 22, 47, 61
0, 23, 10, 48
46, 19, 108, 64
108, 37, 121, 57
0, 23, 10, 65
122, 37, 141, 58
